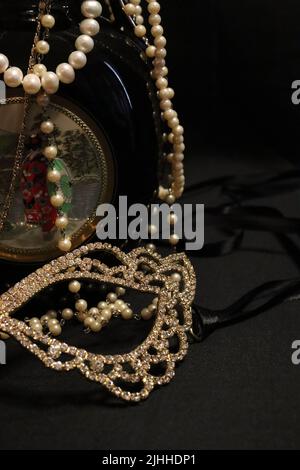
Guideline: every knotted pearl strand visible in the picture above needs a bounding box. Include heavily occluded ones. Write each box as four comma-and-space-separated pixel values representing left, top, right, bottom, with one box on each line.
123, 0, 185, 205
27, 1, 102, 253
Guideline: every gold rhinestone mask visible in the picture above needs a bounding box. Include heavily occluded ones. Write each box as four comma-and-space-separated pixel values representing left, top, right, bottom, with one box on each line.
0, 243, 196, 402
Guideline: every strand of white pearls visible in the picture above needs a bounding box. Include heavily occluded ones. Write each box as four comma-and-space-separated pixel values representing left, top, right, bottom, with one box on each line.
68, 280, 158, 331
0, 1, 102, 95
34, 2, 72, 252
123, 0, 185, 208
34, 1, 103, 253
38, 116, 72, 252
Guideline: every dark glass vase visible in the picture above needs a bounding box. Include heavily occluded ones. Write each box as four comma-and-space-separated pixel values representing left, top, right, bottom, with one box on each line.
0, 0, 161, 282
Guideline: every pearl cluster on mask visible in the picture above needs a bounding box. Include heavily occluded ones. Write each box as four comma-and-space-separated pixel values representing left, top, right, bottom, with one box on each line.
25, 280, 159, 338
0, 1, 102, 95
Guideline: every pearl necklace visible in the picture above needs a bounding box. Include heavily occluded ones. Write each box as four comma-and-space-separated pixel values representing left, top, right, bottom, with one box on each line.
123, 0, 185, 206
0, 1, 102, 94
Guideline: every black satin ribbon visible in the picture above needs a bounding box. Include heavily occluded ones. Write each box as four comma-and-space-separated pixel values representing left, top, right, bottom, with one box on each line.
177, 169, 300, 341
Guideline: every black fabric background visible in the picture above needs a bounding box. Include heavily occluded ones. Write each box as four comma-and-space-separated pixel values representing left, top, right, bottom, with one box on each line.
2, 0, 300, 450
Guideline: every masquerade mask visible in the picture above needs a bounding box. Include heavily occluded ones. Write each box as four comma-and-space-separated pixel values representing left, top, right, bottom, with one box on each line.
0, 243, 196, 402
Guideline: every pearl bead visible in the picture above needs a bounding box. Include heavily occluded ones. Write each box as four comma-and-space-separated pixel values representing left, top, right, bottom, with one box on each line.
115, 299, 125, 310
55, 215, 69, 230
58, 237, 72, 252
80, 18, 100, 36
154, 58, 165, 68
164, 109, 176, 121
76, 311, 86, 322
160, 99, 172, 111
62, 308, 74, 320
149, 14, 161, 26
160, 87, 174, 100
156, 77, 168, 89
84, 316, 94, 328
160, 64, 169, 75
107, 292, 117, 303
121, 307, 133, 320
135, 25, 146, 37
22, 73, 41, 94
148, 1, 160, 14
0, 332, 9, 340
41, 120, 54, 134
101, 308, 112, 321
151, 25, 163, 36
0, 54, 9, 73
50, 193, 65, 207
174, 125, 184, 136
169, 117, 179, 129
48, 317, 58, 326
148, 224, 158, 235
47, 310, 57, 319
43, 145, 58, 160
166, 194, 175, 205
81, 1, 102, 18
141, 308, 152, 320
68, 51, 87, 70
33, 63, 47, 77
75, 34, 95, 53
167, 213, 178, 225
146, 243, 156, 251
68, 280, 81, 293
152, 297, 158, 306
40, 314, 50, 325
56, 63, 75, 84
90, 319, 102, 332
75, 299, 88, 312
154, 35, 166, 48
4, 67, 23, 88
29, 317, 40, 327
88, 307, 99, 316
146, 45, 156, 58
174, 162, 183, 171
148, 304, 157, 313
156, 48, 167, 59
97, 301, 108, 309
31, 322, 43, 333
161, 65, 169, 77
136, 15, 144, 25
41, 71, 59, 94
116, 287, 126, 296
41, 14, 55, 29
169, 234, 180, 245
124, 3, 135, 15
49, 324, 62, 336
36, 40, 50, 55
47, 169, 61, 183
171, 273, 181, 282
